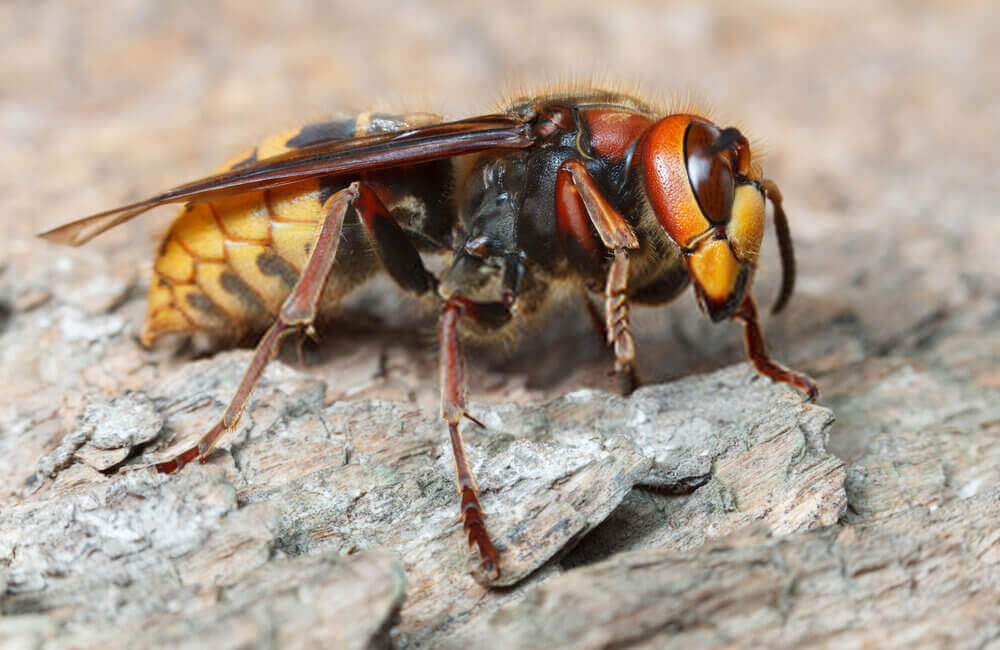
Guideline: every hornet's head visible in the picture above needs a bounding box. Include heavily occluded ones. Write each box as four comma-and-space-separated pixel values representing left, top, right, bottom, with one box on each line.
640, 115, 795, 320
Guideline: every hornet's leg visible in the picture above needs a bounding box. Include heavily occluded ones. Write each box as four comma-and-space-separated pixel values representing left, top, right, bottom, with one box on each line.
556, 159, 640, 390
155, 182, 437, 473
732, 295, 818, 401
439, 296, 512, 580
604, 250, 639, 392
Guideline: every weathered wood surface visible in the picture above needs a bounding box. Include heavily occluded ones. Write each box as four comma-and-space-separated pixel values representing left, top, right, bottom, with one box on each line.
2, 357, 845, 648
2, 1, 998, 648
484, 368, 1000, 649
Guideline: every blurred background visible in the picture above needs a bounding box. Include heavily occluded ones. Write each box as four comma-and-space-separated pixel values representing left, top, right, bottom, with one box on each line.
2, 1, 997, 463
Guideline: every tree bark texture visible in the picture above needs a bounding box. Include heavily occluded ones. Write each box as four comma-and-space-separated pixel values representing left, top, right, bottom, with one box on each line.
1, 2, 997, 648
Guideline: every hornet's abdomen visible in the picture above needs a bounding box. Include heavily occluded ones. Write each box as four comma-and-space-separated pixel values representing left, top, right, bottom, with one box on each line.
144, 111, 450, 343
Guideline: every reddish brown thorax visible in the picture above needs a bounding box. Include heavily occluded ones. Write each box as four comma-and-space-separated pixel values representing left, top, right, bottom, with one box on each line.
581, 108, 652, 162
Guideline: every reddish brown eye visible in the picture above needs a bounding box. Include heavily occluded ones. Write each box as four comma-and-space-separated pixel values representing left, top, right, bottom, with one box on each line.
685, 121, 735, 225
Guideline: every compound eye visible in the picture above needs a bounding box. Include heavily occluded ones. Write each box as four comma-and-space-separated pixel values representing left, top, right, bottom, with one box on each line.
685, 122, 735, 225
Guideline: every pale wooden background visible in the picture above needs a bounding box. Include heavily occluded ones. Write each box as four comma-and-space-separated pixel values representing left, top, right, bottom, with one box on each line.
2, 1, 998, 647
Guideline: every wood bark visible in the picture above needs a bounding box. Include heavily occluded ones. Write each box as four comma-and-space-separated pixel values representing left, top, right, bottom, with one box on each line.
2, 2, 998, 648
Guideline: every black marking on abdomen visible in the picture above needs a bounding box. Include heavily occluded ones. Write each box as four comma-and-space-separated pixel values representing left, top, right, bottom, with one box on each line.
185, 292, 227, 322
220, 271, 268, 314
257, 251, 300, 288
285, 118, 357, 149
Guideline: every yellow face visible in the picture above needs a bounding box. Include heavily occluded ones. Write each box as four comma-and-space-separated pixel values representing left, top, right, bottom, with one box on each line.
727, 184, 766, 266
685, 182, 766, 320
687, 238, 742, 306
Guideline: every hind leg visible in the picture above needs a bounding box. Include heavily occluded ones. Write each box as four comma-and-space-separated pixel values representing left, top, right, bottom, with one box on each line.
155, 182, 437, 473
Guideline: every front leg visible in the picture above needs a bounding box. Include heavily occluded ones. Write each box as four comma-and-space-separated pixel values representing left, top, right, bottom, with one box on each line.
733, 295, 818, 400
604, 249, 639, 391
556, 159, 640, 388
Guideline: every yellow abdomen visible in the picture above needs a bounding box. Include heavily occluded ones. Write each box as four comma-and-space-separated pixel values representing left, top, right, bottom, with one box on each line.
144, 181, 326, 344
143, 111, 443, 344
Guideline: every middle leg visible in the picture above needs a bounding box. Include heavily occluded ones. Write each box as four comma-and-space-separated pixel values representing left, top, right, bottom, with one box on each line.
439, 296, 512, 580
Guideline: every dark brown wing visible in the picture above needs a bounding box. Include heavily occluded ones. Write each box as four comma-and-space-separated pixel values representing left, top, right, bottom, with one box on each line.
41, 113, 536, 246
